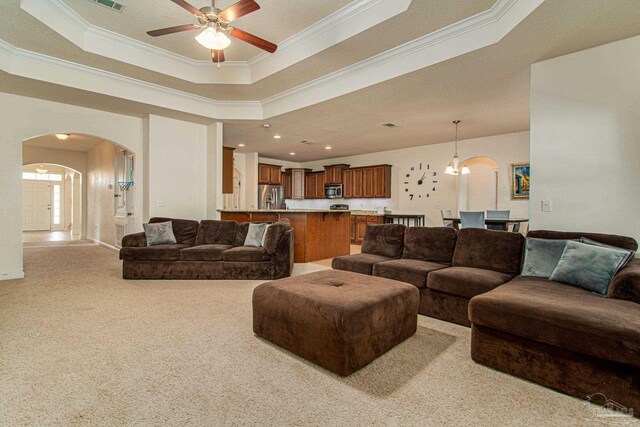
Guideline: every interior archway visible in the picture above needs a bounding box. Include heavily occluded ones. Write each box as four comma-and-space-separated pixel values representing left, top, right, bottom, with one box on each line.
456, 156, 500, 212
22, 134, 137, 248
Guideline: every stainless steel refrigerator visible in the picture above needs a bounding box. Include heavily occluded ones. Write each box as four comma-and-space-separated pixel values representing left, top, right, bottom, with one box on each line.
258, 185, 286, 210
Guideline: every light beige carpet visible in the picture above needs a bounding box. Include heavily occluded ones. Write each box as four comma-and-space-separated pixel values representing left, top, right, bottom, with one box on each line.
1, 243, 636, 426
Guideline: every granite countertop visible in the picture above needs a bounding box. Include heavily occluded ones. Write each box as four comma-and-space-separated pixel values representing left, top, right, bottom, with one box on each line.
218, 209, 351, 213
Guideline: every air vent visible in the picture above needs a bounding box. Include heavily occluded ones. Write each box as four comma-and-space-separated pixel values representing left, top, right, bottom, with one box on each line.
299, 140, 315, 145
382, 122, 397, 127
86, 0, 126, 12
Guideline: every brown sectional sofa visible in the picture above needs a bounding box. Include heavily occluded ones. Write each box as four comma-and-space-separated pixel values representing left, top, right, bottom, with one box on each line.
119, 217, 294, 280
333, 225, 640, 412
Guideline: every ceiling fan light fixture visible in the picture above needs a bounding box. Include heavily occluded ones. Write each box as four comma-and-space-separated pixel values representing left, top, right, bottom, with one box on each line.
195, 27, 231, 50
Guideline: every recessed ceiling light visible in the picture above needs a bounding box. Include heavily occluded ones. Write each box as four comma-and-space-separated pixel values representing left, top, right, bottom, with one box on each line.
325, 146, 332, 150
273, 135, 281, 139
289, 152, 296, 156
238, 143, 245, 147
55, 133, 70, 140
261, 124, 271, 128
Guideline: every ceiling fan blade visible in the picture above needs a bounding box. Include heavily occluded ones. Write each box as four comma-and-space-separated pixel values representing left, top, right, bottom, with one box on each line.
229, 28, 277, 53
170, 0, 206, 19
219, 0, 260, 22
211, 49, 226, 63
147, 24, 200, 37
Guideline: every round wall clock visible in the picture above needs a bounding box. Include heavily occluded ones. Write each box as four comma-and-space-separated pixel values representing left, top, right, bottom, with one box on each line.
402, 162, 439, 201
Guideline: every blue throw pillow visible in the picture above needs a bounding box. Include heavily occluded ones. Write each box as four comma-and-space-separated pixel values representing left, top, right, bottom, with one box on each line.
549, 241, 631, 295
143, 221, 177, 246
521, 238, 576, 278
579, 237, 635, 274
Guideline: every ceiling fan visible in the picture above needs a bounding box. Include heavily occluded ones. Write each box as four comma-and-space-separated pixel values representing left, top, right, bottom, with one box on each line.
147, 0, 277, 65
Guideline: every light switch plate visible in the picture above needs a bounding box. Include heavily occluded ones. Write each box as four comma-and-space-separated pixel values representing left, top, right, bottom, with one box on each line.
157, 200, 165, 207
541, 201, 552, 212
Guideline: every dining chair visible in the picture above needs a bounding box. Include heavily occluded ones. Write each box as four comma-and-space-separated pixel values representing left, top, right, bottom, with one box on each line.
441, 209, 454, 228
486, 210, 510, 230
460, 211, 485, 229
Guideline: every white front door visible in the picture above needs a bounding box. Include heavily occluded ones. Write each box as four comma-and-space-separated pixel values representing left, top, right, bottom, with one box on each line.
24, 181, 51, 231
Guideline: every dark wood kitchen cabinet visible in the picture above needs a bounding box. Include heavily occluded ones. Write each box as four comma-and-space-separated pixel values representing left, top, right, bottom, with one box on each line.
342, 165, 392, 199
222, 146, 235, 194
351, 215, 384, 244
282, 170, 292, 199
304, 171, 325, 199
342, 169, 353, 198
324, 164, 350, 184
258, 163, 282, 185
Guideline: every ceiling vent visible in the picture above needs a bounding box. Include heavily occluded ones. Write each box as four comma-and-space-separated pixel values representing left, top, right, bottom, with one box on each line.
86, 0, 126, 12
299, 140, 315, 145
382, 122, 397, 128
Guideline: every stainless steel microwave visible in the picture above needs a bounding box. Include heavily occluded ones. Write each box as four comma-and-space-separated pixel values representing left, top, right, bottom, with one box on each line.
324, 184, 343, 199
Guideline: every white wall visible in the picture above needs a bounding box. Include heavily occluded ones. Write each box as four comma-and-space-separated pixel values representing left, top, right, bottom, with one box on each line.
0, 93, 144, 280
86, 141, 116, 247
277, 132, 529, 226
530, 35, 640, 243
147, 115, 208, 220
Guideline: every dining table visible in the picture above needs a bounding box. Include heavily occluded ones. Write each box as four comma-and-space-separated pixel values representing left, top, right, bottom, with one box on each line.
442, 217, 528, 232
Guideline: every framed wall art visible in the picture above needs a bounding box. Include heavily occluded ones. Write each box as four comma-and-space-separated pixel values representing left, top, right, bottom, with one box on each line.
511, 163, 530, 199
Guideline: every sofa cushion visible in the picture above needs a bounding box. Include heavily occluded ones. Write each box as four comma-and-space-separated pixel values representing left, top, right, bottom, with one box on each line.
332, 253, 393, 276
469, 276, 640, 368
119, 244, 190, 261
149, 217, 199, 246
235, 223, 250, 246
245, 223, 268, 247
402, 227, 457, 263
180, 244, 232, 261
143, 221, 176, 246
195, 220, 237, 246
452, 228, 524, 275
361, 224, 406, 258
521, 237, 576, 278
427, 266, 513, 299
373, 259, 448, 289
223, 246, 271, 262
262, 219, 291, 255
526, 230, 638, 252
550, 241, 632, 295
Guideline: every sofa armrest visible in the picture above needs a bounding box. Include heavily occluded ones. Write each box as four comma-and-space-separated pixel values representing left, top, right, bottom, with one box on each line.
122, 232, 147, 248
608, 258, 640, 304
272, 229, 294, 279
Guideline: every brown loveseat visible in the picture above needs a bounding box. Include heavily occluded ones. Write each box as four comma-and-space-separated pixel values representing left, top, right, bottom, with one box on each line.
119, 217, 294, 280
334, 225, 640, 413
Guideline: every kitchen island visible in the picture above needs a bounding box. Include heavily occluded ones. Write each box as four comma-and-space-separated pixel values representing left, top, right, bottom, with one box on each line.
219, 210, 351, 263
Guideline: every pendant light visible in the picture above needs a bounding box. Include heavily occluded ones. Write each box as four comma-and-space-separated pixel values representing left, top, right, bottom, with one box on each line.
36, 164, 48, 174
445, 120, 470, 175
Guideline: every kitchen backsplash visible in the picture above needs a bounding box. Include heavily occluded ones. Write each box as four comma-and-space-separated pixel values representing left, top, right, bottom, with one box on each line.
286, 198, 392, 211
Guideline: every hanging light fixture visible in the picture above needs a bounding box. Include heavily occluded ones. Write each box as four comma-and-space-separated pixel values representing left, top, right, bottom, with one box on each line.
36, 164, 48, 174
445, 120, 470, 175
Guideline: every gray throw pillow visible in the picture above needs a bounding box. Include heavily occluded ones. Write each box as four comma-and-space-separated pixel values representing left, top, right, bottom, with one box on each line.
521, 238, 576, 278
143, 221, 177, 246
244, 223, 268, 247
549, 241, 630, 295
579, 237, 635, 274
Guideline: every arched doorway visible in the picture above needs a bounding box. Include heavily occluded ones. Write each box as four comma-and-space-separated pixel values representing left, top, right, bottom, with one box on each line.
457, 156, 499, 212
22, 134, 136, 248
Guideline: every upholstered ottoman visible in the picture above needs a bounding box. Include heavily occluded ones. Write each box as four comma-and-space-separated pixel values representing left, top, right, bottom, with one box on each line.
253, 269, 419, 376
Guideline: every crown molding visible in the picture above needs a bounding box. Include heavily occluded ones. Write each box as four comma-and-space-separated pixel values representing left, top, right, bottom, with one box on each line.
0, 39, 262, 120
261, 0, 544, 117
20, 0, 410, 85
3, 0, 542, 121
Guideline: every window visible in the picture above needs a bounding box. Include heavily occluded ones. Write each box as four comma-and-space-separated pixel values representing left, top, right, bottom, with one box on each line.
23, 172, 62, 181
52, 184, 61, 225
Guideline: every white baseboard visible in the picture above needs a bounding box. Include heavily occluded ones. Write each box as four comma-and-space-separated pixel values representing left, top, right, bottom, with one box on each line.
86, 237, 119, 253
0, 271, 25, 281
